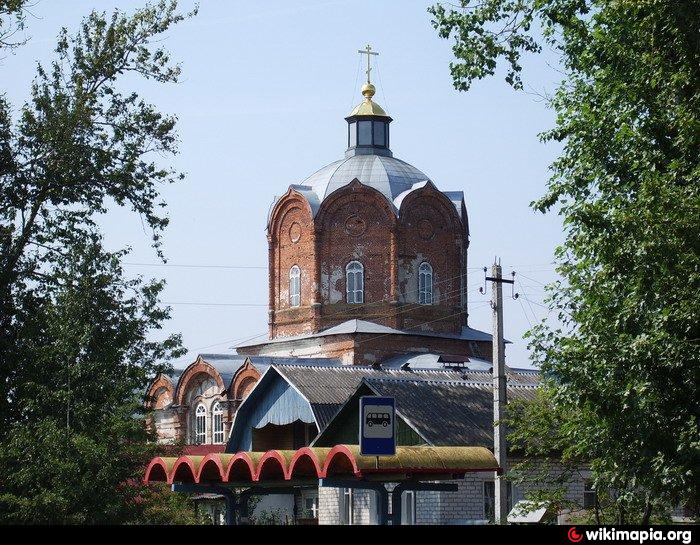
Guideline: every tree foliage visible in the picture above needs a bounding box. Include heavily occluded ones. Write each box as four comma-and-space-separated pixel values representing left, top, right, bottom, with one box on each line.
431, 0, 699, 523
0, 1, 200, 523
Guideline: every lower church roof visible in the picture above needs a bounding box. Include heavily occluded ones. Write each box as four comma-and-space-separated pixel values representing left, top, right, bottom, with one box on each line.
235, 318, 504, 349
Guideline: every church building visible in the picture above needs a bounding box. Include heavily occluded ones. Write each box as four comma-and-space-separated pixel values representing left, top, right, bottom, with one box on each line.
144, 51, 591, 525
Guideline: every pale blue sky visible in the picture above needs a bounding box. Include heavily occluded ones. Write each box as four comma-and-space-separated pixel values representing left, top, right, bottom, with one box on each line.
3, 0, 565, 369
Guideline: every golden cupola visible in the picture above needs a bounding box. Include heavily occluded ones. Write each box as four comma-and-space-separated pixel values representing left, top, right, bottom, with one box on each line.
345, 44, 393, 158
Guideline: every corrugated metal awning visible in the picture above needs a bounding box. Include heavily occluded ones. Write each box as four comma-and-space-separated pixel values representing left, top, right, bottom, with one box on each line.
144, 444, 499, 485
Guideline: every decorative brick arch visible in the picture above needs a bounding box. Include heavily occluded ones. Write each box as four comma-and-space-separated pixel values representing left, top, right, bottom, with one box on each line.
397, 180, 465, 235
145, 375, 175, 410
230, 359, 261, 401
314, 178, 397, 231
174, 356, 226, 407
396, 181, 469, 334
267, 187, 315, 244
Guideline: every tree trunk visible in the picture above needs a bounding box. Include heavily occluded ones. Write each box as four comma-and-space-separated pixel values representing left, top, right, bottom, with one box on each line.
641, 495, 653, 525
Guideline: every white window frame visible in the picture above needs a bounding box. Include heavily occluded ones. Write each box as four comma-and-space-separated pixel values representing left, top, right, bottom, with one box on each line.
301, 489, 319, 519
346, 261, 364, 304
339, 487, 354, 525
418, 262, 433, 304
289, 265, 301, 307
212, 401, 224, 444
195, 403, 207, 445
401, 490, 416, 525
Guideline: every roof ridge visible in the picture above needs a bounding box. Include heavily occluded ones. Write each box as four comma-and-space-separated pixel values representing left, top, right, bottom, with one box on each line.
320, 157, 351, 200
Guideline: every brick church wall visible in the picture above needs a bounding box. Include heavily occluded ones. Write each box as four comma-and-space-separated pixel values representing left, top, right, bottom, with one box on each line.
317, 182, 395, 326
397, 187, 467, 335
268, 191, 317, 338
266, 180, 472, 351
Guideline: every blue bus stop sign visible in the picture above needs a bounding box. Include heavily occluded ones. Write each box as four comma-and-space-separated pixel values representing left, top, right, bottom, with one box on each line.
359, 396, 396, 456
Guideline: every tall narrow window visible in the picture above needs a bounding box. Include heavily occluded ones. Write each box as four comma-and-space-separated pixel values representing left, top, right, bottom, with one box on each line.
212, 401, 224, 444
339, 488, 354, 525
348, 121, 357, 147
401, 490, 416, 525
358, 121, 372, 145
418, 262, 433, 304
289, 265, 301, 307
346, 261, 364, 303
195, 403, 207, 445
373, 121, 386, 147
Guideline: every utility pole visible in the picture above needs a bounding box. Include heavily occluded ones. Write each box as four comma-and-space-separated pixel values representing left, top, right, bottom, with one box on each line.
481, 259, 518, 524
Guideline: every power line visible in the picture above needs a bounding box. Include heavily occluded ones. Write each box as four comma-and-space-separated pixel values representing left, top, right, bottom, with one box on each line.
124, 262, 266, 270
162, 302, 267, 308
518, 273, 549, 287
297, 269, 481, 322
374, 54, 390, 112
230, 287, 487, 348
516, 294, 534, 328
123, 261, 557, 274
520, 294, 549, 310
168, 331, 270, 365
517, 278, 542, 324
124, 261, 488, 272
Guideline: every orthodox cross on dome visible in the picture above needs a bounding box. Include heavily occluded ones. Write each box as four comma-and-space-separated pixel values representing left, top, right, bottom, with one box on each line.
358, 43, 379, 85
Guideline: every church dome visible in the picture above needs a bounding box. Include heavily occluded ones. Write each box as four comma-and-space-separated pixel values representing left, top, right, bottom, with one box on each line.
301, 153, 430, 205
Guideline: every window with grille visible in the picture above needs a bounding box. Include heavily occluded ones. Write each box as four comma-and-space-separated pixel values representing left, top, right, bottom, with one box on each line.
289, 265, 301, 307
346, 261, 364, 304
195, 403, 207, 444
418, 262, 433, 304
212, 401, 224, 444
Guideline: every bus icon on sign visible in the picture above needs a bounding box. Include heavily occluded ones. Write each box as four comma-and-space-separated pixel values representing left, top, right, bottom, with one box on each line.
362, 402, 394, 440
366, 412, 391, 428
360, 397, 395, 455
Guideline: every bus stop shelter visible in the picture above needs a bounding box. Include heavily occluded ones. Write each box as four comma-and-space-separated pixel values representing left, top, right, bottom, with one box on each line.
144, 444, 501, 525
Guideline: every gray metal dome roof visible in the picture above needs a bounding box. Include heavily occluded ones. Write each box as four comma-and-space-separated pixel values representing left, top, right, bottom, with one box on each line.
302, 154, 430, 204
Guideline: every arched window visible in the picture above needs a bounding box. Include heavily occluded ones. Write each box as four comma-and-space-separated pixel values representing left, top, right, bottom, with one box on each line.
212, 401, 224, 444
346, 261, 364, 304
195, 403, 207, 444
289, 265, 301, 307
418, 262, 433, 305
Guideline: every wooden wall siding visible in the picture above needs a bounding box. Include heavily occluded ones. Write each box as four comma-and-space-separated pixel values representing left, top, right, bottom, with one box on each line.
252, 423, 295, 451
228, 372, 315, 452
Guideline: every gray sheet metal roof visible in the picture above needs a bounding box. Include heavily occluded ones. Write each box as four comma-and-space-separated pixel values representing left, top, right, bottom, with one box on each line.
198, 354, 247, 386
236, 319, 503, 348
302, 154, 430, 205
266, 152, 468, 224
360, 377, 538, 447
273, 364, 468, 429
443, 190, 467, 221
381, 352, 494, 371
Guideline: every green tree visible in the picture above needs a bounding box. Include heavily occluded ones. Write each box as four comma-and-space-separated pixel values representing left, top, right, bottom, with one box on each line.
0, 1, 200, 523
430, 0, 699, 524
